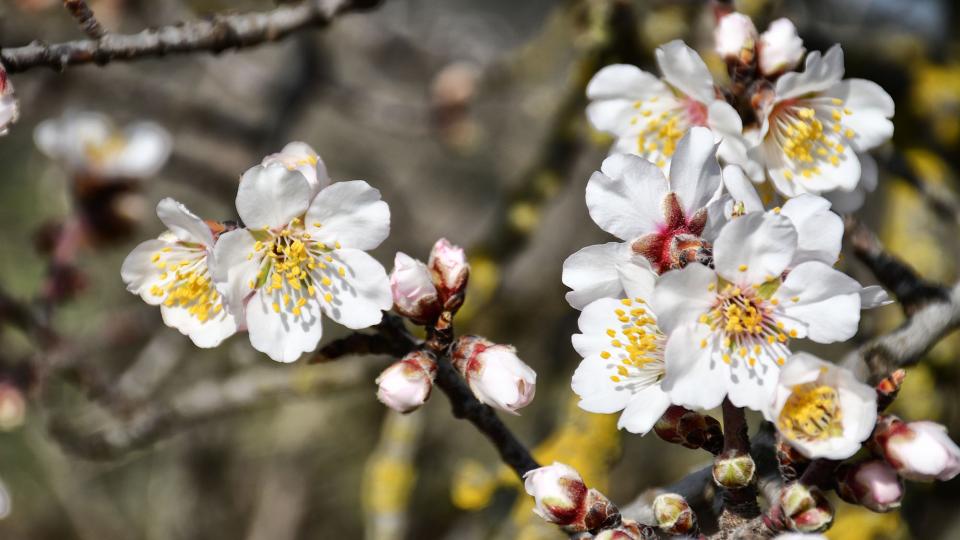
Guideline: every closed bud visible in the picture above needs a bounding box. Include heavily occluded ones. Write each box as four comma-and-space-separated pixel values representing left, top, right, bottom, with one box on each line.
655, 405, 724, 454
779, 483, 833, 533
452, 336, 536, 414
652, 493, 697, 535
523, 462, 622, 533
758, 18, 805, 76
428, 238, 469, 307
390, 252, 441, 324
837, 460, 903, 513
713, 451, 756, 488
375, 351, 437, 414
873, 416, 960, 482
715, 12, 758, 63
594, 519, 657, 540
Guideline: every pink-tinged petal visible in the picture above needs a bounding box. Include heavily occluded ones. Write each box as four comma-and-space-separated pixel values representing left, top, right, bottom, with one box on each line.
714, 212, 798, 284
825, 79, 894, 151
318, 248, 391, 330
775, 45, 845, 101
587, 154, 669, 240
775, 261, 862, 343
722, 165, 764, 213
160, 304, 237, 348
246, 287, 323, 363
236, 163, 313, 229
662, 324, 728, 410
780, 195, 842, 265
211, 229, 261, 315
655, 40, 716, 104
156, 198, 214, 247
562, 242, 631, 310
651, 264, 716, 334
586, 64, 669, 133
618, 386, 672, 434
306, 180, 390, 251
668, 127, 722, 215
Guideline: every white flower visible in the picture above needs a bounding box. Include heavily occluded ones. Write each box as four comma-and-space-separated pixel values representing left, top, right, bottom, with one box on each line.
571, 262, 670, 435
715, 12, 758, 61
212, 162, 392, 363
522, 462, 587, 524
586, 41, 749, 170
375, 351, 436, 414
875, 419, 960, 482
758, 18, 805, 76
121, 198, 238, 348
753, 45, 894, 198
652, 211, 869, 412
0, 67, 18, 136
562, 127, 727, 308
34, 111, 171, 179
768, 352, 877, 460
453, 337, 536, 414
390, 252, 440, 323
261, 141, 328, 193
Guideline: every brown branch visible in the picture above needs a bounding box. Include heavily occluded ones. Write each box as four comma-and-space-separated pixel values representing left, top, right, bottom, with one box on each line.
1, 0, 384, 73
63, 0, 107, 40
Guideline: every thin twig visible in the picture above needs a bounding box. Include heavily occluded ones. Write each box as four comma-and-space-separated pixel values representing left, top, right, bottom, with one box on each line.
63, 0, 107, 40
2, 0, 384, 73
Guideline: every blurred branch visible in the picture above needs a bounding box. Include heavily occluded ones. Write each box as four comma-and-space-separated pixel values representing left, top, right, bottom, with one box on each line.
1, 0, 384, 73
0, 283, 56, 345
883, 152, 960, 228
63, 0, 107, 40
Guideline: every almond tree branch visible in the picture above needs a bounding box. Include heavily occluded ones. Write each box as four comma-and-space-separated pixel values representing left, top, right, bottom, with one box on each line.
63, 0, 107, 40
1, 0, 383, 73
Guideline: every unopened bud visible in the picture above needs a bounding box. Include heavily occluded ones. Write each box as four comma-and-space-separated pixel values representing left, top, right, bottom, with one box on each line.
594, 519, 657, 540
873, 416, 960, 482
779, 483, 833, 533
654, 405, 724, 454
390, 252, 441, 324
428, 238, 469, 309
0, 383, 25, 431
452, 336, 536, 414
652, 493, 697, 535
836, 460, 903, 513
375, 351, 436, 414
715, 12, 758, 63
713, 451, 756, 488
758, 18, 805, 76
522, 462, 608, 532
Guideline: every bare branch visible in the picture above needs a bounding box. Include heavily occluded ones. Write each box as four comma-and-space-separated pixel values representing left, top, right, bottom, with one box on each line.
2, 0, 384, 73
63, 0, 107, 40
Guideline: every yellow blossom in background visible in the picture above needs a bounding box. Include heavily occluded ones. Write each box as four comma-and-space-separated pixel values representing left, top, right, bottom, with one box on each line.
912, 62, 960, 146
827, 504, 908, 540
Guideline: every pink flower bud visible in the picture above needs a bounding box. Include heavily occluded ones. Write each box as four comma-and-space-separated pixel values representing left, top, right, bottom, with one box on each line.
428, 238, 469, 305
453, 336, 536, 414
375, 352, 437, 414
758, 18, 805, 76
714, 12, 758, 62
523, 462, 588, 526
874, 417, 960, 482
837, 460, 903, 512
779, 482, 833, 534
390, 252, 441, 324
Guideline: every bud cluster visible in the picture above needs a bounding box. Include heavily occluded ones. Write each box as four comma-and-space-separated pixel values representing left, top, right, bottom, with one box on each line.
375, 351, 437, 414
451, 336, 536, 414
389, 238, 469, 324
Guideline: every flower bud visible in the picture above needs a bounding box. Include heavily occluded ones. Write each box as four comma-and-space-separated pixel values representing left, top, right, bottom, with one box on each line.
836, 460, 903, 513
375, 351, 437, 414
594, 520, 656, 540
452, 336, 536, 414
652, 493, 697, 535
713, 451, 756, 488
428, 238, 469, 307
523, 462, 588, 528
779, 483, 833, 534
390, 252, 441, 324
654, 405, 724, 454
873, 416, 960, 482
715, 12, 758, 63
758, 18, 805, 76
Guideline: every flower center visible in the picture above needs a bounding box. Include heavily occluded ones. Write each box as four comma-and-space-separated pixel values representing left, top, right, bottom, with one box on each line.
629, 95, 706, 168
149, 246, 223, 322
700, 283, 792, 367
84, 134, 127, 165
603, 297, 664, 384
778, 382, 843, 441
772, 98, 855, 181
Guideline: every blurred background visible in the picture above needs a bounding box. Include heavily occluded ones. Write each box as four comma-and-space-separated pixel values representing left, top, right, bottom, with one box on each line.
0, 0, 958, 538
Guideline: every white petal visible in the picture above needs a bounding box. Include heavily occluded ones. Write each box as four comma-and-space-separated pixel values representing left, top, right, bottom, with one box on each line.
318, 248, 391, 329
121, 239, 175, 305
211, 229, 261, 315
161, 304, 237, 348
668, 127, 722, 214
236, 164, 313, 229
725, 351, 780, 413
825, 79, 894, 151
703, 192, 732, 241
775, 45, 845, 101
572, 354, 633, 414
655, 41, 716, 104
714, 212, 798, 284
572, 297, 627, 358
586, 154, 668, 240
306, 180, 390, 251
262, 141, 329, 192
860, 285, 893, 309
722, 165, 764, 213
776, 261, 862, 343
617, 258, 657, 300
662, 324, 728, 410
156, 198, 214, 247
651, 264, 716, 334
618, 386, 672, 434
562, 242, 631, 310
246, 288, 323, 363
586, 64, 669, 133
112, 122, 172, 177
708, 101, 752, 168
780, 195, 842, 265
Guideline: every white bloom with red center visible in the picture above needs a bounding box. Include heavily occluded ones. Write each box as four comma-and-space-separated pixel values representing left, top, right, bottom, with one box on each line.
652, 211, 869, 412
715, 12, 758, 61
0, 67, 18, 136
571, 262, 671, 434
874, 418, 960, 482
754, 45, 894, 198
758, 18, 805, 76
768, 352, 877, 460
261, 141, 328, 193
213, 162, 392, 363
121, 199, 237, 348
34, 111, 171, 179
586, 41, 749, 170
562, 127, 727, 308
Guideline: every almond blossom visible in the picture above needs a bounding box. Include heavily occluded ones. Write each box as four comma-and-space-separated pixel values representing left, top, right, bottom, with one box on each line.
758, 18, 805, 76
452, 336, 536, 414
0, 66, 18, 136
212, 162, 392, 363
586, 41, 749, 170
121, 198, 237, 348
261, 141, 328, 193
562, 127, 727, 308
